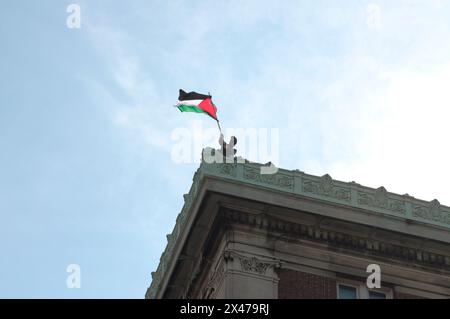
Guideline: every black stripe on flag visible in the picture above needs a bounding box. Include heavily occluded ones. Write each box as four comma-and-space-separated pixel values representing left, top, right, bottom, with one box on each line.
178, 89, 211, 101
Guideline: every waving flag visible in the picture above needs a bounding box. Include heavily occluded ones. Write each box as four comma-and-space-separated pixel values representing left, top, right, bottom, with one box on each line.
175, 89, 219, 121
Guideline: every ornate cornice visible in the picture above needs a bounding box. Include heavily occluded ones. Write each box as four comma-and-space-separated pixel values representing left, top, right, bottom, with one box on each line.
222, 209, 450, 272
146, 152, 450, 298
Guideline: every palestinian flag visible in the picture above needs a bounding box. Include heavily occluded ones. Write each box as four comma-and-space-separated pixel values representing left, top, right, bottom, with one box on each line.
175, 89, 219, 121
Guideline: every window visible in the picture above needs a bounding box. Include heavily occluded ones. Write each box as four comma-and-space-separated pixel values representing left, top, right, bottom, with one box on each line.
338, 285, 358, 299
369, 291, 386, 299
337, 280, 392, 299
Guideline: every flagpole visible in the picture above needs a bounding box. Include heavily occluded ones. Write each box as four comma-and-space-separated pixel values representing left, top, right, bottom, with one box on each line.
216, 120, 222, 134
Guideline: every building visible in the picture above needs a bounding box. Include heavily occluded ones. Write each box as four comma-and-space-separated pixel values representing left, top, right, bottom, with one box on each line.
146, 151, 450, 299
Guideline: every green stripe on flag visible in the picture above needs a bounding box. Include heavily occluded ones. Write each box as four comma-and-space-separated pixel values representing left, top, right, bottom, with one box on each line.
176, 104, 218, 121
177, 104, 207, 114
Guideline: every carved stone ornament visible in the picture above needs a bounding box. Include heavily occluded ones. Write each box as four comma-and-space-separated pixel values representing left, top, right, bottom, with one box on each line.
239, 256, 269, 275
244, 165, 294, 190
413, 199, 450, 225
303, 174, 351, 202
222, 250, 281, 275
358, 186, 406, 214
374, 186, 388, 208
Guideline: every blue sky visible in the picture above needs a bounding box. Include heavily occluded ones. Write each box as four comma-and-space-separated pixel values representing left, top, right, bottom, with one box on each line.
1, 0, 450, 298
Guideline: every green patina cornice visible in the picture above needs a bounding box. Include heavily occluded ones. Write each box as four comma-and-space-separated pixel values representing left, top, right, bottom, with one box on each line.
145, 150, 450, 299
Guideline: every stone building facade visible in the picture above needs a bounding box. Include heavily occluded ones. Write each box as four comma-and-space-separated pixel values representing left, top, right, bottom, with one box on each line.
146, 153, 450, 299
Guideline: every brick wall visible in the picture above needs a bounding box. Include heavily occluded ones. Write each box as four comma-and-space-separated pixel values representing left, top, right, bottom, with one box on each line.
278, 269, 337, 299
277, 269, 428, 299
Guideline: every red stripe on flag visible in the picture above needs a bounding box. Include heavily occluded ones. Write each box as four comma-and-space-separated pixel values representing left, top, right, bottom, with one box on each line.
198, 98, 218, 120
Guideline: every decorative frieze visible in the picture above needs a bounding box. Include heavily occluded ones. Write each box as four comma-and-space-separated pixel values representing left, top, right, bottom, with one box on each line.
302, 174, 351, 202
358, 186, 406, 214
413, 199, 450, 225
202, 159, 450, 229
220, 163, 237, 177
243, 165, 294, 190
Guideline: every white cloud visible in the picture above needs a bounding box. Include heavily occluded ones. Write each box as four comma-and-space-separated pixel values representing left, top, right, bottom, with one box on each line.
327, 62, 450, 203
